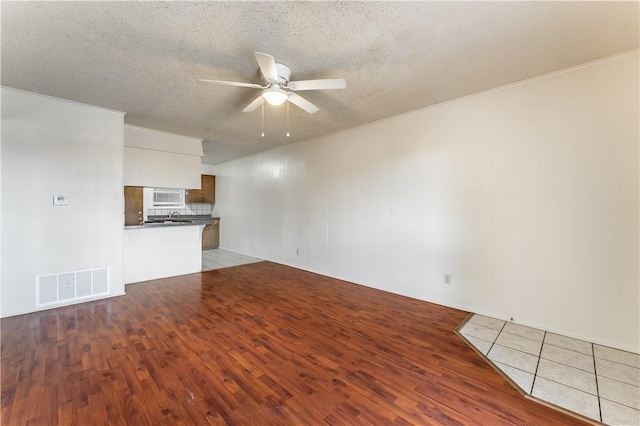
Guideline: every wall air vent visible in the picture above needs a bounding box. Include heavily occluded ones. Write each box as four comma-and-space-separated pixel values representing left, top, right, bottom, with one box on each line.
34, 267, 109, 307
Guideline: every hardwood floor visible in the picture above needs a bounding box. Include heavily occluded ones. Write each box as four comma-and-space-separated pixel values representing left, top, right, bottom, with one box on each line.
1, 262, 587, 425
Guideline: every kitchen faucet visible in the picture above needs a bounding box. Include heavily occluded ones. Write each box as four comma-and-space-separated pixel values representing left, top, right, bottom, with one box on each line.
170, 211, 179, 217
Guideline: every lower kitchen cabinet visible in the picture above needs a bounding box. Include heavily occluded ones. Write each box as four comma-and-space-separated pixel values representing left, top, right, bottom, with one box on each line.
202, 219, 220, 249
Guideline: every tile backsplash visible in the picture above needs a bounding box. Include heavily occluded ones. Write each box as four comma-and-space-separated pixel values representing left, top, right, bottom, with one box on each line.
148, 204, 213, 217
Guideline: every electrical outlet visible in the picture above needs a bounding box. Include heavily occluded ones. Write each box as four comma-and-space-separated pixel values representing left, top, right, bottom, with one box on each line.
296, 248, 299, 255
444, 274, 451, 285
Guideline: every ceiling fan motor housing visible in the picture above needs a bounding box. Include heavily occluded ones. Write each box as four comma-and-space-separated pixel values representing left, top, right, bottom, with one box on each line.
263, 63, 291, 86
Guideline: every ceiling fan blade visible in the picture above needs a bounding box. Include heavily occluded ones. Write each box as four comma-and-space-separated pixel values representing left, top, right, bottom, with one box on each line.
242, 95, 264, 113
198, 79, 263, 89
254, 52, 279, 82
288, 93, 319, 114
288, 78, 346, 91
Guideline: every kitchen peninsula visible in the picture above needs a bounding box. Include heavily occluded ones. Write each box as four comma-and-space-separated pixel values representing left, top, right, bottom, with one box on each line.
123, 212, 220, 284
121, 125, 217, 284
123, 221, 202, 284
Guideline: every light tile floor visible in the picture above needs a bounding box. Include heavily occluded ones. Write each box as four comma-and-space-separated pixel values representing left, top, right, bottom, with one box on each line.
458, 314, 640, 425
202, 248, 262, 271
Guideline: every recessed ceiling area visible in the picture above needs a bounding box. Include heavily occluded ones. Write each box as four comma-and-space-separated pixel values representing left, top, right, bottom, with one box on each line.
1, 1, 638, 165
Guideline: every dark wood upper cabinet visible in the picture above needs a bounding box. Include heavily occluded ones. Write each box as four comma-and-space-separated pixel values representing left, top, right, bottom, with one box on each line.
187, 175, 215, 204
124, 186, 143, 226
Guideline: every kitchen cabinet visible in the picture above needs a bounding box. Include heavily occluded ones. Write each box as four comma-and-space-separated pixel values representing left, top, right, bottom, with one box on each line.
188, 175, 215, 204
202, 219, 220, 249
124, 186, 143, 226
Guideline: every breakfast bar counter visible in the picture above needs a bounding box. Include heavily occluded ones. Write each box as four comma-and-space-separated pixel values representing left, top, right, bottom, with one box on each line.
123, 224, 202, 284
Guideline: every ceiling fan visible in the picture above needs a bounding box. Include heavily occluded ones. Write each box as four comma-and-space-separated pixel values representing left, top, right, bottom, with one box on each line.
198, 52, 346, 114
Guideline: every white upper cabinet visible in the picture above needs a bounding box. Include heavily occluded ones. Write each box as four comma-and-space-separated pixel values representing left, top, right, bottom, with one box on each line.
124, 125, 203, 189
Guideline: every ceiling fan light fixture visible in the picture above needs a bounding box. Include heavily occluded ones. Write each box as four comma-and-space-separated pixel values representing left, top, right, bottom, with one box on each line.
262, 87, 289, 106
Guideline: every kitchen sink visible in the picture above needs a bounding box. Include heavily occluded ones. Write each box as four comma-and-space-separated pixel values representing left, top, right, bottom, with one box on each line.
146, 218, 193, 223
126, 215, 215, 229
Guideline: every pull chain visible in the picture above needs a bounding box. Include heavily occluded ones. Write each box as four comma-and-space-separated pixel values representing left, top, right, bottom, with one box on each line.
261, 98, 265, 137
286, 101, 290, 138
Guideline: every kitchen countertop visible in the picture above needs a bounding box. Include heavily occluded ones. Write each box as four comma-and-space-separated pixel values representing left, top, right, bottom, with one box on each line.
125, 215, 219, 229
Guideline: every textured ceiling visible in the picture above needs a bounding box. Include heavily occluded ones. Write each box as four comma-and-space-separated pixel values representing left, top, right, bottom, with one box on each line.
2, 1, 638, 165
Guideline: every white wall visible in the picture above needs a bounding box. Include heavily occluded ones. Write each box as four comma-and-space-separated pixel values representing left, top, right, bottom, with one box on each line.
216, 52, 639, 352
1, 88, 125, 317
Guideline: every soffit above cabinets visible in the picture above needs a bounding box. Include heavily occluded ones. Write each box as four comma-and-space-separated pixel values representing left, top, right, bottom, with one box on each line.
123, 126, 202, 189
124, 125, 203, 157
